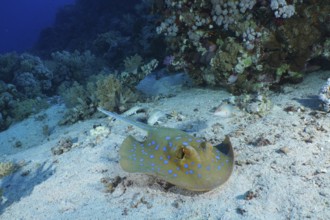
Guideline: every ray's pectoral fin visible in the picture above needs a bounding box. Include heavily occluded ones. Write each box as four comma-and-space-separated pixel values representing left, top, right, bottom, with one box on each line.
119, 135, 143, 173
215, 135, 235, 178
215, 135, 234, 158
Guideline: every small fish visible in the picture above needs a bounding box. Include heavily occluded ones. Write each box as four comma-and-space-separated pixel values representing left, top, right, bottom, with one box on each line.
98, 107, 234, 191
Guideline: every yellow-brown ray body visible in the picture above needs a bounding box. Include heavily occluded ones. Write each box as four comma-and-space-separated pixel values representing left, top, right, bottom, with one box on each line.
98, 108, 234, 191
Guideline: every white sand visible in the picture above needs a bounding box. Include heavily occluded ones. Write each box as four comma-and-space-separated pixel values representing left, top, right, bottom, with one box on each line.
1, 71, 329, 219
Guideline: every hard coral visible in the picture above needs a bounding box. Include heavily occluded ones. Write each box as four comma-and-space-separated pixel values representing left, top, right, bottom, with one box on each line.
156, 0, 329, 93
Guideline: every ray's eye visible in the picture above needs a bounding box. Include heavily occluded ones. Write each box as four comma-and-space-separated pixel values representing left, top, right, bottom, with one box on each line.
200, 142, 212, 151
200, 142, 207, 150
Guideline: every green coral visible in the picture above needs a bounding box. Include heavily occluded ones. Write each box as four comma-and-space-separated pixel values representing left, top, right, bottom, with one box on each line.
234, 53, 253, 74
96, 74, 122, 111
59, 81, 92, 109
0, 161, 17, 178
59, 70, 140, 124
58, 81, 97, 125
275, 64, 303, 83
123, 54, 143, 74
96, 74, 138, 112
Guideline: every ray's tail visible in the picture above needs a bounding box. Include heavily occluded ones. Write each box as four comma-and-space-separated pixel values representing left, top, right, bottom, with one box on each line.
97, 107, 152, 131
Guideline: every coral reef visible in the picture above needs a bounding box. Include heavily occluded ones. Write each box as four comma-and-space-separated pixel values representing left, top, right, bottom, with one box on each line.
156, 0, 330, 93
1, 0, 328, 131
0, 1, 162, 130
0, 53, 53, 131
50, 50, 100, 85
0, 52, 19, 82
0, 53, 53, 97
0, 81, 18, 130
58, 63, 148, 125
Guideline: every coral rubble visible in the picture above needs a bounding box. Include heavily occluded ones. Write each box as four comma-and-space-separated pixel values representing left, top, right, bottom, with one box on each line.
319, 78, 330, 112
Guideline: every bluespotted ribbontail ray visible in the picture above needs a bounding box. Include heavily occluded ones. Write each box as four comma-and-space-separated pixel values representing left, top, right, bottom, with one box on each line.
98, 107, 234, 191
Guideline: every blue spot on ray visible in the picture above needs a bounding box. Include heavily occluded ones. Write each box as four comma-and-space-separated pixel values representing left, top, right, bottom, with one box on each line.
164, 160, 169, 164
184, 164, 189, 168
150, 155, 154, 159
165, 136, 171, 140
163, 146, 167, 151
182, 142, 188, 146
173, 173, 177, 177
168, 170, 173, 174
197, 164, 202, 168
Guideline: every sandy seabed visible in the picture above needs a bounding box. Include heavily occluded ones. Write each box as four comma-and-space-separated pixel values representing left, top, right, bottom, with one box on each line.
0, 71, 329, 220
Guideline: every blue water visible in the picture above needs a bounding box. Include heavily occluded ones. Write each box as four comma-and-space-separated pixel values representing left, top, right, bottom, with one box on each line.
0, 0, 74, 53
